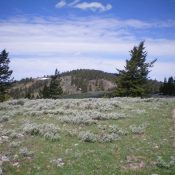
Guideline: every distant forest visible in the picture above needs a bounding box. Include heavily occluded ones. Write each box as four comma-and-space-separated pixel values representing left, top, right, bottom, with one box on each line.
160, 76, 175, 96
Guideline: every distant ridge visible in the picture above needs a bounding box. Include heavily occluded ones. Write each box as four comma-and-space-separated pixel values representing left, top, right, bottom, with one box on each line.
9, 69, 117, 99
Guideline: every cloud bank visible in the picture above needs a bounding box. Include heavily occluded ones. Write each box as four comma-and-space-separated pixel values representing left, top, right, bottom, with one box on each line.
1, 16, 175, 80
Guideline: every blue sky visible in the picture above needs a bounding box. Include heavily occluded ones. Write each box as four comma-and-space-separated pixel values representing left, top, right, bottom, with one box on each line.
0, 0, 175, 80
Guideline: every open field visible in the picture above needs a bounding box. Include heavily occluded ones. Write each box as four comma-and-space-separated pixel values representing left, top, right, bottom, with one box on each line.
0, 97, 175, 175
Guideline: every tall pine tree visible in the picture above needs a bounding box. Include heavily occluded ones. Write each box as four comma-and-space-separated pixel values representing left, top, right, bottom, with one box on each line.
0, 50, 13, 102
115, 41, 156, 97
49, 69, 63, 99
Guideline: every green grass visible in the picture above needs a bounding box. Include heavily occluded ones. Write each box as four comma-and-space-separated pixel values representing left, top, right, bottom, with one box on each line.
0, 98, 175, 174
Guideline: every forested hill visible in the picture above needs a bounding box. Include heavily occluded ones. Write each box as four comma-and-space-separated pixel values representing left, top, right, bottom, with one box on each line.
62, 69, 116, 81
9, 69, 117, 99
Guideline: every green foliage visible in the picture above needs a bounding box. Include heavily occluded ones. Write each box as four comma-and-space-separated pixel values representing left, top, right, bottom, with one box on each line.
49, 69, 63, 98
0, 50, 13, 102
40, 69, 63, 99
9, 69, 115, 99
156, 156, 175, 169
42, 85, 50, 98
10, 78, 50, 99
62, 69, 115, 82
160, 76, 175, 96
63, 69, 116, 92
114, 41, 156, 97
146, 79, 161, 95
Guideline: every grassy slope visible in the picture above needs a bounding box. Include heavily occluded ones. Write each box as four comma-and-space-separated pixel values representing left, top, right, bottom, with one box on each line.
0, 98, 175, 175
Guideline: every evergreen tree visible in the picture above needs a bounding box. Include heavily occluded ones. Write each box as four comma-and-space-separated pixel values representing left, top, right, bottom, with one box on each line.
42, 85, 50, 98
160, 76, 175, 96
49, 69, 63, 99
0, 50, 13, 102
115, 41, 156, 97
167, 76, 174, 95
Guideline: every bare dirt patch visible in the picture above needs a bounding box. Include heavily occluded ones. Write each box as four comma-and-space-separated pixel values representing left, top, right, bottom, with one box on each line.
122, 155, 145, 170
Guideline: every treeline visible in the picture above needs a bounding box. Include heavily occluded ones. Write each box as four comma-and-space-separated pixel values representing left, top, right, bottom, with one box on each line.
9, 79, 50, 99
160, 76, 175, 96
62, 69, 116, 93
62, 69, 116, 81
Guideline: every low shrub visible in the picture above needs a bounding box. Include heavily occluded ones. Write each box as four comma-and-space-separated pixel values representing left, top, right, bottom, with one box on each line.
0, 115, 9, 123
156, 156, 175, 169
129, 123, 148, 134
97, 133, 119, 143
44, 132, 60, 141
8, 99, 25, 106
78, 131, 96, 142
19, 147, 33, 157
79, 131, 120, 143
23, 123, 60, 141
108, 125, 128, 136
61, 115, 95, 125
10, 141, 21, 148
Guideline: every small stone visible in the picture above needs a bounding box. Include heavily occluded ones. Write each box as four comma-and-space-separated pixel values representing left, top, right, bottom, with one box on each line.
13, 162, 20, 167
74, 143, 78, 146
154, 145, 159, 149
13, 154, 19, 159
1, 156, 9, 162
17, 133, 24, 138
2, 136, 9, 140
51, 158, 64, 167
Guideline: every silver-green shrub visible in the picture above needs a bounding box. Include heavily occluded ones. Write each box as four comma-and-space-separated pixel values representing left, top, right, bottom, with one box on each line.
19, 147, 33, 157
61, 115, 95, 125
129, 123, 148, 134
97, 133, 118, 143
23, 123, 60, 141
79, 131, 120, 143
78, 131, 97, 142
10, 141, 21, 148
108, 125, 128, 136
0, 115, 9, 123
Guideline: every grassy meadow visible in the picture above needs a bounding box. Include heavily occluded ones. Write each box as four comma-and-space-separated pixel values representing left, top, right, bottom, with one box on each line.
0, 97, 175, 175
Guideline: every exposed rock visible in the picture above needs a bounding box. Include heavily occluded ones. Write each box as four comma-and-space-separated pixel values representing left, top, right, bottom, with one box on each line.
51, 158, 64, 167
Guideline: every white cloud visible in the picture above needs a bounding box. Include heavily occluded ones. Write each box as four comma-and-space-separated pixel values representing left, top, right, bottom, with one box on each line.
55, 0, 66, 8
1, 16, 175, 80
11, 56, 175, 81
74, 2, 112, 12
11, 57, 125, 80
68, 0, 80, 6
55, 0, 112, 12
